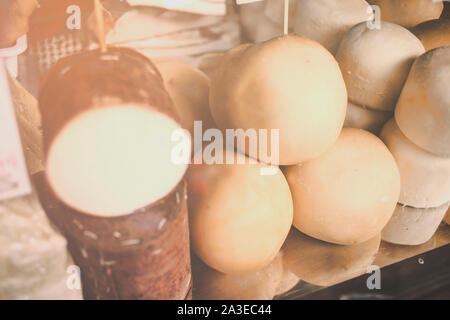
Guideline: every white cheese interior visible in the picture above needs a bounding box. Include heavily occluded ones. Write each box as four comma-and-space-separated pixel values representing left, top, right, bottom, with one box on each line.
46, 104, 190, 217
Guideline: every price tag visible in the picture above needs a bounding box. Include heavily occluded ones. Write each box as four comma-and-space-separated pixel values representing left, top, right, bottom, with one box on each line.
0, 62, 31, 201
126, 0, 227, 16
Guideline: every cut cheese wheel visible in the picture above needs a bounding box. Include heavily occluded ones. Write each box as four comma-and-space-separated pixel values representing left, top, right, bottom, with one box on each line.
294, 0, 371, 54
382, 202, 449, 245
187, 150, 293, 274
156, 60, 215, 144
282, 229, 381, 287
367, 0, 443, 28
344, 101, 392, 135
411, 19, 450, 51
284, 128, 400, 245
46, 105, 189, 217
240, 1, 283, 43
335, 22, 425, 111
395, 46, 450, 157
210, 35, 347, 165
380, 118, 450, 208
39, 48, 190, 217
192, 253, 283, 300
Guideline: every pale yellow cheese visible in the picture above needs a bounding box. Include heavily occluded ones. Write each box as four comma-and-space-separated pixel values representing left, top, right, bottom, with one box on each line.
188, 150, 293, 274
285, 128, 400, 245
210, 35, 347, 165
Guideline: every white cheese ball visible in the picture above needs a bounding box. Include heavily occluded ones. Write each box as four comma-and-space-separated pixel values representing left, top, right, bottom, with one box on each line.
282, 229, 381, 287
367, 0, 443, 28
294, 0, 371, 54
382, 203, 449, 246
395, 46, 450, 157
380, 118, 450, 208
187, 150, 293, 274
344, 101, 392, 135
285, 128, 400, 245
210, 35, 347, 165
336, 21, 425, 111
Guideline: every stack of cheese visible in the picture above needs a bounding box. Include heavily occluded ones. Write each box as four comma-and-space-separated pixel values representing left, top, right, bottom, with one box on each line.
380, 46, 450, 245
158, 59, 304, 298
336, 21, 425, 134
179, 33, 403, 291
0, 74, 82, 300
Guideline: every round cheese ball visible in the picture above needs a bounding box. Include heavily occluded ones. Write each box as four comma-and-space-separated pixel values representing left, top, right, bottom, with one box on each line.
412, 19, 450, 51
395, 46, 450, 157
187, 150, 293, 274
367, 0, 443, 28
344, 101, 392, 135
156, 60, 215, 139
380, 118, 450, 208
381, 202, 449, 246
210, 35, 347, 165
336, 22, 425, 111
294, 0, 371, 54
284, 128, 400, 245
282, 229, 381, 287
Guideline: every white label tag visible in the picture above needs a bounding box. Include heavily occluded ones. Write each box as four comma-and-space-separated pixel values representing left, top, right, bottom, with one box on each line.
126, 0, 227, 16
0, 62, 31, 201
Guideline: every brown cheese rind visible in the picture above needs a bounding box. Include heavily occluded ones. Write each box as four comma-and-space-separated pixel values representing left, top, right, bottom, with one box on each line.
36, 47, 191, 299
33, 172, 191, 300
38, 47, 178, 156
